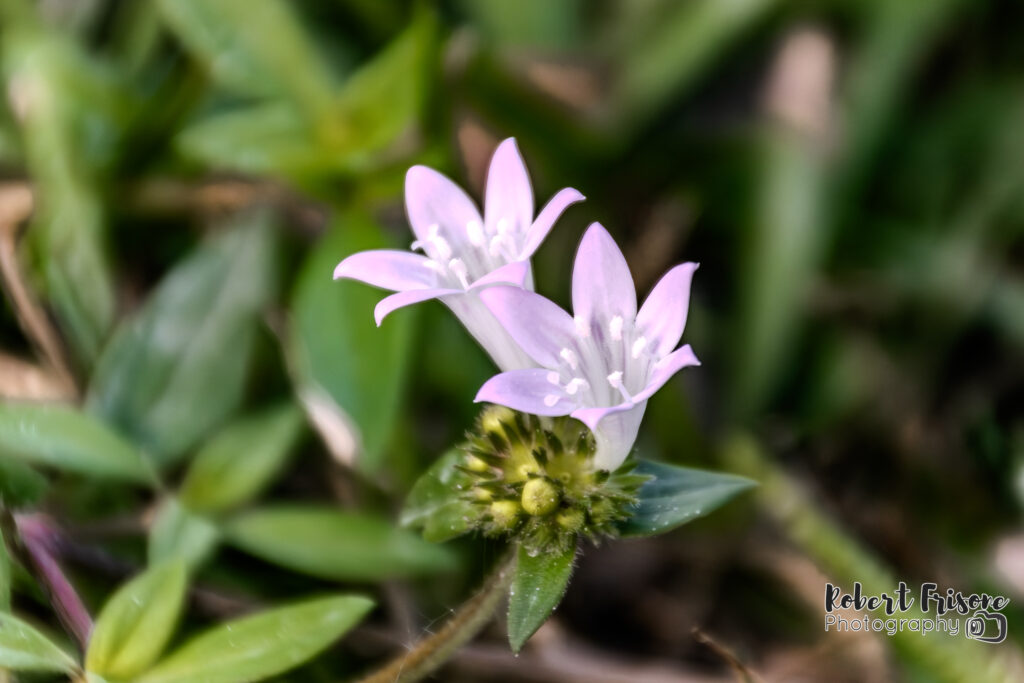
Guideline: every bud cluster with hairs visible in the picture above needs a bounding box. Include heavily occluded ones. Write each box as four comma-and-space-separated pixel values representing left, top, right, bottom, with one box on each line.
458, 406, 651, 556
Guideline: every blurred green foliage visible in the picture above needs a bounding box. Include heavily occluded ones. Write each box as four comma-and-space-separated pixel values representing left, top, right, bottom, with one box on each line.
0, 0, 1020, 680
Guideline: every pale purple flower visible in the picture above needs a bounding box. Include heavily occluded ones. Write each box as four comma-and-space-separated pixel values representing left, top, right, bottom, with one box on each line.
475, 223, 700, 471
333, 138, 584, 371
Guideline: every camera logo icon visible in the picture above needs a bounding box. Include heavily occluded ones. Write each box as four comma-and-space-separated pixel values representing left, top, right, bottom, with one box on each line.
966, 610, 1008, 644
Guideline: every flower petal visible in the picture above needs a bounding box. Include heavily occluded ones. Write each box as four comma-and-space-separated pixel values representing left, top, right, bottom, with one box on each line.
572, 402, 646, 471
469, 260, 531, 290
636, 262, 698, 356
374, 287, 462, 326
333, 250, 438, 292
475, 369, 574, 416
572, 223, 637, 326
484, 138, 533, 237
405, 165, 483, 245
520, 187, 585, 259
479, 286, 576, 368
633, 345, 701, 403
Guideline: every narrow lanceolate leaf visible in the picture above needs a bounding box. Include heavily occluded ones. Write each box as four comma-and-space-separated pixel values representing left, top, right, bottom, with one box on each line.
224, 506, 455, 582
86, 211, 278, 466
179, 403, 304, 514
0, 403, 155, 484
616, 460, 756, 537
86, 561, 188, 679
291, 214, 414, 476
155, 0, 335, 113
400, 449, 477, 543
507, 543, 576, 653
148, 498, 220, 571
2, 30, 125, 365
0, 612, 77, 673
136, 595, 374, 683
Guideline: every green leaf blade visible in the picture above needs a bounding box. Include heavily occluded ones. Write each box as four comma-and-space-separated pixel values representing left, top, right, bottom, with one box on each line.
224, 506, 456, 581
290, 213, 414, 477
0, 612, 77, 673
507, 543, 576, 653
85, 561, 188, 679
180, 403, 303, 514
148, 498, 220, 571
0, 402, 155, 484
617, 460, 756, 537
137, 595, 373, 683
86, 211, 278, 466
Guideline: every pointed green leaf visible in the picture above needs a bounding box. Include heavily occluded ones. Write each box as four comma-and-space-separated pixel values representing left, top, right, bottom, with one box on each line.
617, 460, 756, 537
0, 612, 77, 673
400, 449, 477, 543
86, 561, 187, 679
155, 0, 334, 113
224, 506, 455, 581
291, 213, 414, 476
180, 404, 303, 514
148, 498, 220, 571
507, 543, 576, 653
136, 595, 373, 683
86, 211, 278, 466
0, 403, 155, 484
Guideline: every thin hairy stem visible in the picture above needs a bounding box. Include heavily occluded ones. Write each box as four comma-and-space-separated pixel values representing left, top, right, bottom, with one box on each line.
355, 550, 516, 683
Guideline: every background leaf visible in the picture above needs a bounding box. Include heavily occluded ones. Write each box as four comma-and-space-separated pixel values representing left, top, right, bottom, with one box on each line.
0, 612, 77, 673
0, 402, 154, 483
290, 212, 414, 478
224, 506, 456, 581
0, 457, 49, 507
148, 498, 220, 571
86, 211, 278, 466
179, 403, 303, 514
507, 543, 576, 653
137, 595, 374, 683
616, 460, 755, 538
86, 561, 187, 679
155, 0, 334, 112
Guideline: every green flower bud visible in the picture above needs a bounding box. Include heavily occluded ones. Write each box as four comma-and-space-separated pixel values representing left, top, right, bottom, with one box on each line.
521, 478, 560, 516
489, 500, 520, 530
465, 455, 490, 472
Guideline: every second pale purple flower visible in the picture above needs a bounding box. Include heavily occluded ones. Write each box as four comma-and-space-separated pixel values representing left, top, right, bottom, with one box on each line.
475, 223, 700, 471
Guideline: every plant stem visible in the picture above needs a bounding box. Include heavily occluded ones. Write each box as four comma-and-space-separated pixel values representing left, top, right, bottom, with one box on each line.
13, 514, 93, 651
356, 550, 516, 683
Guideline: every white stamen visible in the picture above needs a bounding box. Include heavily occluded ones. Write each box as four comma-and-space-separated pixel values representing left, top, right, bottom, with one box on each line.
497, 218, 511, 235
547, 371, 561, 385
448, 258, 470, 289
559, 348, 579, 370
606, 371, 623, 389
609, 315, 624, 341
574, 315, 590, 338
564, 378, 588, 395
431, 235, 452, 260
631, 336, 648, 359
488, 235, 504, 257
543, 394, 560, 408
466, 220, 485, 247
410, 239, 425, 252
425, 259, 445, 274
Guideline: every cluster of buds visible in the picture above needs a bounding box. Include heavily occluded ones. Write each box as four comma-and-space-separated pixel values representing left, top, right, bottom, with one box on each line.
458, 406, 650, 555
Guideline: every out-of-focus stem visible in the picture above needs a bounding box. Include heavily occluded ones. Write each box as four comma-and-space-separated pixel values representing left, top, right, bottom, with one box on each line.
723, 433, 1023, 683
13, 514, 93, 651
356, 550, 516, 683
